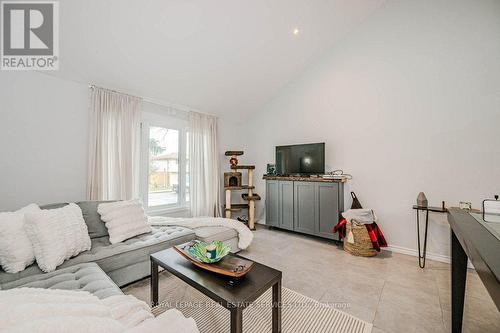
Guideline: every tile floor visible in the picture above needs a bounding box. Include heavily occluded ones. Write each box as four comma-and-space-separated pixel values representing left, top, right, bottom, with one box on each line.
124, 227, 500, 333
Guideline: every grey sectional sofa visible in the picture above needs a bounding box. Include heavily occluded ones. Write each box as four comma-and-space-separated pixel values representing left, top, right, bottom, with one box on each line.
0, 201, 239, 295
2, 262, 123, 299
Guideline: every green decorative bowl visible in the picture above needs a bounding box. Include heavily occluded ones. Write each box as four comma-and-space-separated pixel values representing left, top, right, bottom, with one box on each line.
187, 241, 231, 264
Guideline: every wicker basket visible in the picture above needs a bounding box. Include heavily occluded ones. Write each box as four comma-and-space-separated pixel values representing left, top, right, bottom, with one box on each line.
343, 220, 377, 257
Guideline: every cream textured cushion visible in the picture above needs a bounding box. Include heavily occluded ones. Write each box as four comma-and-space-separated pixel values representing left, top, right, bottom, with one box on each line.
24, 203, 91, 273
0, 204, 40, 273
97, 200, 151, 244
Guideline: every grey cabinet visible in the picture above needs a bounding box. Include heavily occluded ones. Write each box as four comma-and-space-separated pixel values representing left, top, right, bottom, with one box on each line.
316, 183, 342, 240
266, 180, 294, 230
294, 182, 317, 235
265, 180, 279, 227
265, 178, 343, 241
278, 181, 294, 230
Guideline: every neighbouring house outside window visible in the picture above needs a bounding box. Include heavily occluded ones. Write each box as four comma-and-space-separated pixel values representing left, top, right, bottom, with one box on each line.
140, 104, 189, 214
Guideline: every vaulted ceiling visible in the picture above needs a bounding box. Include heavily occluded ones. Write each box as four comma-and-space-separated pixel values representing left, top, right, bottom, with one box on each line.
50, 0, 385, 116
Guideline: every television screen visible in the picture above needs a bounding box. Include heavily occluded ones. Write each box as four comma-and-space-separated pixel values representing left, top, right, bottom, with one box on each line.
275, 143, 325, 175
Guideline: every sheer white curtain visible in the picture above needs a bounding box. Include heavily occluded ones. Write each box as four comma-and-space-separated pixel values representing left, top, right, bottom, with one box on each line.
188, 112, 221, 217
87, 86, 142, 200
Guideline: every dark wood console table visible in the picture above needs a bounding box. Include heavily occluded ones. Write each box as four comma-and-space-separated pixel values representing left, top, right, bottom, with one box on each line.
447, 208, 500, 332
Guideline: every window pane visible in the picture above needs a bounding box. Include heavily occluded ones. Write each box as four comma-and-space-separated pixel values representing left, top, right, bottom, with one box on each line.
148, 127, 179, 207
186, 132, 189, 202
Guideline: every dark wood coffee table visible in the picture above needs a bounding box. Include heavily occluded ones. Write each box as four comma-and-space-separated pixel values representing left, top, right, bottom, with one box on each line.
150, 248, 282, 333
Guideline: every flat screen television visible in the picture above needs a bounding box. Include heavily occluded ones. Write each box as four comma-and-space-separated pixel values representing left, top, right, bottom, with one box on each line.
275, 143, 325, 175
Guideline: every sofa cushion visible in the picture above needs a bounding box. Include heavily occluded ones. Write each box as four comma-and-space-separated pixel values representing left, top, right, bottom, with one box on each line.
25, 203, 92, 272
97, 200, 151, 244
83, 226, 195, 273
0, 204, 40, 273
1, 262, 122, 299
40, 201, 115, 239
78, 201, 116, 238
0, 226, 195, 286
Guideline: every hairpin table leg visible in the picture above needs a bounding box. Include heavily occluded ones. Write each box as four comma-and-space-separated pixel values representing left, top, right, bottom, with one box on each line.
416, 209, 429, 268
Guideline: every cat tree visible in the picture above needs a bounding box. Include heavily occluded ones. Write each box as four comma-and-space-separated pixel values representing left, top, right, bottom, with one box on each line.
223, 151, 260, 230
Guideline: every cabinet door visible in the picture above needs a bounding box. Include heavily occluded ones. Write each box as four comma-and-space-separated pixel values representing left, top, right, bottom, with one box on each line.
265, 180, 279, 227
278, 181, 294, 230
294, 182, 316, 235
316, 183, 340, 240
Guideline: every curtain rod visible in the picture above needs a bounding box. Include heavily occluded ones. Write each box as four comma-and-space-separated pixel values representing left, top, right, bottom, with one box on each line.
88, 84, 218, 118
37, 73, 217, 117
89, 84, 140, 99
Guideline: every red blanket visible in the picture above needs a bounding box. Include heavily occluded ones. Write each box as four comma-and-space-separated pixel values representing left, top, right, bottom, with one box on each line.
333, 218, 387, 252
333, 219, 348, 239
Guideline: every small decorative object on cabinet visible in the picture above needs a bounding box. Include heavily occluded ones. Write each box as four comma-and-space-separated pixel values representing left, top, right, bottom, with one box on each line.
266, 163, 276, 175
224, 151, 260, 230
416, 192, 428, 207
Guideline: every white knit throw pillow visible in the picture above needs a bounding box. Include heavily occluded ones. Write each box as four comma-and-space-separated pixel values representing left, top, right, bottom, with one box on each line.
24, 203, 91, 273
0, 204, 40, 273
98, 200, 151, 244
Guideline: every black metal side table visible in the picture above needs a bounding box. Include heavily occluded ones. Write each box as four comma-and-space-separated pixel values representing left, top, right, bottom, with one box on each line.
413, 205, 447, 268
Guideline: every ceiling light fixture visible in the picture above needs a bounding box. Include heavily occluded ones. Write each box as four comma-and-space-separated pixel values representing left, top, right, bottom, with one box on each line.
293, 28, 300, 36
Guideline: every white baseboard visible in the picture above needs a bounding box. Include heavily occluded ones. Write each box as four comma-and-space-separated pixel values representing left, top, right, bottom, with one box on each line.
383, 245, 450, 264
384, 245, 474, 269
258, 220, 474, 269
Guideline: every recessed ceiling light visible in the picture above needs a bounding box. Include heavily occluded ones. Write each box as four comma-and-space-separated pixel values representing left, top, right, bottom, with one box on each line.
293, 28, 300, 36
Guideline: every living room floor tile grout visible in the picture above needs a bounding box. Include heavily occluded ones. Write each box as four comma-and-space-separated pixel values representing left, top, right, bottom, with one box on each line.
124, 227, 500, 333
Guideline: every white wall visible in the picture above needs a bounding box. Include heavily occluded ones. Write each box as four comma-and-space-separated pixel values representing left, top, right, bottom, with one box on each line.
0, 72, 194, 216
219, 0, 500, 259
0, 72, 89, 210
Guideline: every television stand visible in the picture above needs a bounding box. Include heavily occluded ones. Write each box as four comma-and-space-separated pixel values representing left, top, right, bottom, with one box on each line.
263, 175, 345, 240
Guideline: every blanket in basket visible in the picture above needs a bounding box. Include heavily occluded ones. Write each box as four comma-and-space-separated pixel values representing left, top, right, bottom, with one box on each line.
333, 219, 387, 252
